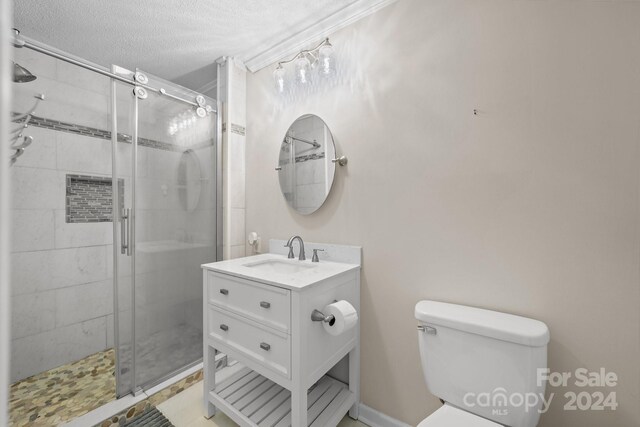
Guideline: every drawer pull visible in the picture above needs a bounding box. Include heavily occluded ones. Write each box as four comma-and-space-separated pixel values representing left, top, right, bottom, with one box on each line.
260, 301, 271, 309
219, 289, 229, 295
260, 342, 271, 351
219, 324, 229, 331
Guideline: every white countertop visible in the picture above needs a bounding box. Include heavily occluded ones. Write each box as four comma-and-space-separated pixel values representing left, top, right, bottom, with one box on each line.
201, 253, 360, 290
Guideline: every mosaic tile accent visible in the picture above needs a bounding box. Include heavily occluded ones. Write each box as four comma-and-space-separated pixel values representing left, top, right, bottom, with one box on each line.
278, 152, 326, 167
9, 349, 116, 427
66, 174, 125, 223
295, 152, 325, 163
11, 113, 214, 152
230, 123, 245, 136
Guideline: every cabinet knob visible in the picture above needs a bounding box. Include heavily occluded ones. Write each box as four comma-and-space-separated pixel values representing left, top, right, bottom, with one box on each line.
260, 301, 271, 309
260, 342, 271, 351
219, 289, 229, 295
220, 324, 229, 331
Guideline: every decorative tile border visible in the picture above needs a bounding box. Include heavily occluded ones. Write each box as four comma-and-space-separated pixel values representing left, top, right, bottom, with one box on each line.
278, 152, 326, 167
12, 114, 213, 152
295, 152, 325, 163
230, 123, 246, 136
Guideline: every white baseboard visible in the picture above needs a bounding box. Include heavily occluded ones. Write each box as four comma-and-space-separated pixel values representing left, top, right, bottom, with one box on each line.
358, 403, 413, 427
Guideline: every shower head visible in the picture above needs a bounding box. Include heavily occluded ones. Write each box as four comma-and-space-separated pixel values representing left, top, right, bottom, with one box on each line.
12, 62, 36, 83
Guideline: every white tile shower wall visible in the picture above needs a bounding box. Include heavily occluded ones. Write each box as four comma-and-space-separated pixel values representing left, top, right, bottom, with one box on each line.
218, 58, 247, 259
9, 50, 142, 381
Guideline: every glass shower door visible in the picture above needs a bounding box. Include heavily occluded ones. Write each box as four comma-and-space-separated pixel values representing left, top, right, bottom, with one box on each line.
133, 70, 217, 389
113, 68, 218, 395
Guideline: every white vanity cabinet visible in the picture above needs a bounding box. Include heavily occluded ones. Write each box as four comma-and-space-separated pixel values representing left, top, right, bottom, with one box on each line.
202, 242, 361, 427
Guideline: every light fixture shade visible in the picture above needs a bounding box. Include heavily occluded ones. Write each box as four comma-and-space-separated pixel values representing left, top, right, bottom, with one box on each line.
273, 65, 286, 94
295, 56, 312, 85
318, 43, 336, 75
274, 38, 337, 95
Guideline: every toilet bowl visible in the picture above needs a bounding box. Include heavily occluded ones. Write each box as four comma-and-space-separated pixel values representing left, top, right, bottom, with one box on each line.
415, 300, 550, 427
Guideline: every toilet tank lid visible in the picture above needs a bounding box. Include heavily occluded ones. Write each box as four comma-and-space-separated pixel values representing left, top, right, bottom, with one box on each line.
415, 301, 550, 347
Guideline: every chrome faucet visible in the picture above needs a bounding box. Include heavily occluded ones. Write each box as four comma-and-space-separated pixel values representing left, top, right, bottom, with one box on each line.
285, 235, 306, 261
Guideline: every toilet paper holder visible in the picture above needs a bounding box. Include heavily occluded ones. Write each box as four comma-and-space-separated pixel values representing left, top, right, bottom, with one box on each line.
311, 300, 338, 323
311, 309, 335, 323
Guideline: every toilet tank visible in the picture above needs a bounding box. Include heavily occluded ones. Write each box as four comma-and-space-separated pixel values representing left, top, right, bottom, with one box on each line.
415, 301, 550, 427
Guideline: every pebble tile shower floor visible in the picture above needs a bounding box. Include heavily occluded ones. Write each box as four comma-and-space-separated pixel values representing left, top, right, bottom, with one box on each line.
9, 349, 116, 426
9, 347, 204, 427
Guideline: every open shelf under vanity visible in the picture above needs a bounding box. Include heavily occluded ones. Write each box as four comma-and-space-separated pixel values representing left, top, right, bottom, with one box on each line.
209, 366, 355, 427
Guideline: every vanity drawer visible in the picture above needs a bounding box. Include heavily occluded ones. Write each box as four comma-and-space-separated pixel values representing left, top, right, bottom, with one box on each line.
207, 272, 290, 333
208, 306, 290, 379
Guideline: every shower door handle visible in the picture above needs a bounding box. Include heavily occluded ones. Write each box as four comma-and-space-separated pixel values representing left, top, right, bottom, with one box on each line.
121, 208, 131, 256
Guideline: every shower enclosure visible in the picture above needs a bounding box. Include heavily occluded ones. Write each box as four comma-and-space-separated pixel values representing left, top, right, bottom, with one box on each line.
9, 33, 220, 424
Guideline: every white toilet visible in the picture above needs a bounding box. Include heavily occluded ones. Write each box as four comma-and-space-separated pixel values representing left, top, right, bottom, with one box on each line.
415, 301, 550, 427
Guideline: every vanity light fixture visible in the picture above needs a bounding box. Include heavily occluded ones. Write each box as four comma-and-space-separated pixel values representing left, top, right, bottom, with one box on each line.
273, 38, 336, 94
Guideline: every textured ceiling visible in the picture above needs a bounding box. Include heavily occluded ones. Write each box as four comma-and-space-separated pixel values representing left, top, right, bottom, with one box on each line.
13, 0, 367, 90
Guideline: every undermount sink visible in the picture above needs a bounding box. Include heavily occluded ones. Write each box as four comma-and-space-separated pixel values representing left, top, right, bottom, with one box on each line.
243, 259, 316, 275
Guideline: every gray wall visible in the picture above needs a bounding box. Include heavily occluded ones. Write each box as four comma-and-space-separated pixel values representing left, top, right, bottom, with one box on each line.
244, 1, 640, 426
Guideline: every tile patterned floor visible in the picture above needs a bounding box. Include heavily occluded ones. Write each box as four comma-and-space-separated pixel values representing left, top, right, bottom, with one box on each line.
9, 349, 116, 427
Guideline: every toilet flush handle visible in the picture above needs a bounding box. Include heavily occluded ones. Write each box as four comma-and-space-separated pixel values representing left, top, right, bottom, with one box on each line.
417, 325, 437, 335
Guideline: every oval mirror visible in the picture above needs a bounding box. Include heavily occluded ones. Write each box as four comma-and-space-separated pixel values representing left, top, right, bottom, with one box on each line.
278, 115, 336, 215
177, 149, 202, 213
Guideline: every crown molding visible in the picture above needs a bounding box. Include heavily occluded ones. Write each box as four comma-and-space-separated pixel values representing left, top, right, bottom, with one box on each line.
240, 0, 398, 72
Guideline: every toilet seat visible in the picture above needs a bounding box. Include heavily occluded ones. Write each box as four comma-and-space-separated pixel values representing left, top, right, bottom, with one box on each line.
418, 403, 501, 427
